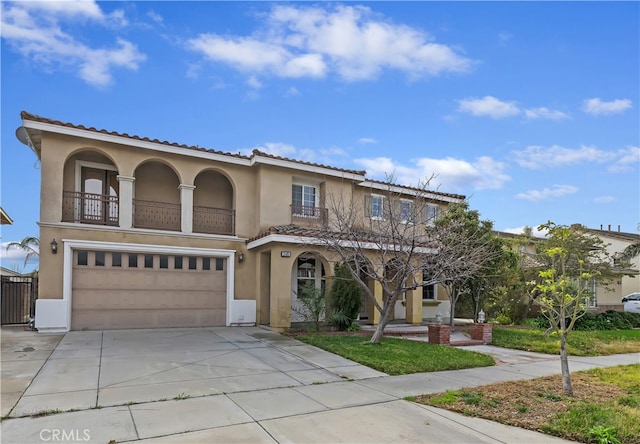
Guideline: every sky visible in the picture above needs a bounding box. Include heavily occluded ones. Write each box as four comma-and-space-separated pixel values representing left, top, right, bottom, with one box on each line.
1, 0, 639, 273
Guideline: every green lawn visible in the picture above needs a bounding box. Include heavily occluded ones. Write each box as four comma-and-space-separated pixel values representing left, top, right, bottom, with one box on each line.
491, 327, 640, 356
297, 334, 495, 375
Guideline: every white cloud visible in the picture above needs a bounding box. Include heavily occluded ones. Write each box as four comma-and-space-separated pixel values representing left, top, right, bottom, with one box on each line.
0, 241, 39, 271
0, 1, 145, 87
354, 155, 510, 191
457, 96, 569, 120
523, 107, 570, 120
608, 146, 640, 172
247, 75, 262, 89
582, 98, 632, 116
252, 142, 297, 157
516, 184, 578, 202
512, 144, 637, 170
502, 226, 548, 238
147, 10, 163, 25
245, 142, 349, 166
593, 196, 615, 204
457, 96, 520, 119
358, 137, 377, 144
187, 4, 472, 82
284, 86, 300, 97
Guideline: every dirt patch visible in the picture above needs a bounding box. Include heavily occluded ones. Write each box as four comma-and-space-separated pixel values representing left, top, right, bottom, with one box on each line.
415, 372, 630, 440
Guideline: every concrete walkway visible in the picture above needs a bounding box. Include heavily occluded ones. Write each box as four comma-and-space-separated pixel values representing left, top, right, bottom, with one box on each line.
1, 326, 638, 444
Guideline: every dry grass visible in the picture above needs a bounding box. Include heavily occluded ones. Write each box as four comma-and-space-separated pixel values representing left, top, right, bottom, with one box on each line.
415, 365, 640, 443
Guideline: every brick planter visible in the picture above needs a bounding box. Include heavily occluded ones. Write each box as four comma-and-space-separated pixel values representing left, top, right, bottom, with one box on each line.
470, 323, 493, 344
427, 323, 451, 345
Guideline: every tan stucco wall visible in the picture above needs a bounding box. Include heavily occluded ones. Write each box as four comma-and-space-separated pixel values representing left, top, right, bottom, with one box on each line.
135, 162, 180, 203
35, 127, 460, 328
194, 171, 233, 209
256, 166, 295, 231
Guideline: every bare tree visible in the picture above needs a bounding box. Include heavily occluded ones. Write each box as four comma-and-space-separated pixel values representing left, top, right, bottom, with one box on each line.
315, 176, 502, 343
314, 178, 447, 343
426, 202, 504, 326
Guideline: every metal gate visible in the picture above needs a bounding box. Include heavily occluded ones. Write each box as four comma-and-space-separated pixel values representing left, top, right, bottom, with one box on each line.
1, 276, 37, 325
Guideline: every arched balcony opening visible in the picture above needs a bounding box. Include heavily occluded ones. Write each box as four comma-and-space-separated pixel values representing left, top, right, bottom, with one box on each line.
193, 170, 235, 235
62, 150, 119, 226
133, 161, 181, 231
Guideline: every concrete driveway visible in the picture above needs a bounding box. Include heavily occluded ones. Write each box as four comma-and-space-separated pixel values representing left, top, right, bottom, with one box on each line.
0, 326, 599, 443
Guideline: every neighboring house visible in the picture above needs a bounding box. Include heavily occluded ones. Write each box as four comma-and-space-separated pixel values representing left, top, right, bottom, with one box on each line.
0, 267, 22, 278
497, 226, 640, 313
583, 226, 640, 311
1, 207, 13, 225
16, 112, 464, 332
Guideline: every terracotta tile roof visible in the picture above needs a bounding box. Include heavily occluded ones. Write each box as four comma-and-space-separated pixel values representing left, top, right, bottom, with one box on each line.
19, 111, 466, 198
20, 111, 367, 176
247, 224, 327, 243
252, 149, 366, 176
20, 111, 250, 160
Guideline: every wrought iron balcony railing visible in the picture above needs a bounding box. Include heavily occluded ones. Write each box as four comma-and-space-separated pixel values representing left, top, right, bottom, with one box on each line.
133, 199, 181, 231
62, 191, 119, 226
291, 205, 328, 226
193, 206, 235, 235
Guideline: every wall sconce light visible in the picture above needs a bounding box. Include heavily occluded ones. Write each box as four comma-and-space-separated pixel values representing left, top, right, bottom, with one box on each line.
238, 253, 244, 263
50, 239, 58, 254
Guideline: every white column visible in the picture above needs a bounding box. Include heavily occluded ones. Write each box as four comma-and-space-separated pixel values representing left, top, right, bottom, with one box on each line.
179, 184, 195, 234
117, 176, 135, 229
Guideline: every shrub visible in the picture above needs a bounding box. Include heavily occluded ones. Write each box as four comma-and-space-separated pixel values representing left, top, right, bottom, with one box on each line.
531, 311, 640, 331
295, 282, 327, 333
329, 263, 362, 331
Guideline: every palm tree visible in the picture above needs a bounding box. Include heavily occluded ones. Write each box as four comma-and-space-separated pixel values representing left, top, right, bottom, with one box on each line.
5, 235, 40, 269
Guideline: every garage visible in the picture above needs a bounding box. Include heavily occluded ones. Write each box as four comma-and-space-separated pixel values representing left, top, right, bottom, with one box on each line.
71, 249, 227, 330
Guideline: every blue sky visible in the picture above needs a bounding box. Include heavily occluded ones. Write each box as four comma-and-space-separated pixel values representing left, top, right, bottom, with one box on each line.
1, 1, 639, 272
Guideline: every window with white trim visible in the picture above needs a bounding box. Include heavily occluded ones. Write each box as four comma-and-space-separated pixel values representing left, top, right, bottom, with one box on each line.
425, 204, 439, 225
366, 194, 384, 219
400, 199, 413, 223
292, 184, 318, 217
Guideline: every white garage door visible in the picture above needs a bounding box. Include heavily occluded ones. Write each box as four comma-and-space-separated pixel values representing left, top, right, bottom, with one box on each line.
71, 250, 227, 330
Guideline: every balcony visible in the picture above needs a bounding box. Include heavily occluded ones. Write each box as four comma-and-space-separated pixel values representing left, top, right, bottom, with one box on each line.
193, 206, 235, 235
291, 204, 328, 227
62, 191, 119, 226
133, 199, 181, 231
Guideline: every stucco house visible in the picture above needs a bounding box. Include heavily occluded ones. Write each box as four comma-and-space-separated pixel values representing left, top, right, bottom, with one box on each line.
16, 111, 464, 333
498, 225, 639, 313
583, 226, 640, 311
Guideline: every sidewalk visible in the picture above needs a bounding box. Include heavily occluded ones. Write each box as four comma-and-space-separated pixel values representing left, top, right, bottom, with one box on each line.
1, 326, 638, 444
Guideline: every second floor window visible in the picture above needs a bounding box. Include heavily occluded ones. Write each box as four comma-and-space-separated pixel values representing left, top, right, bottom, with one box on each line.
400, 200, 413, 223
425, 204, 439, 225
370, 195, 384, 219
292, 184, 317, 216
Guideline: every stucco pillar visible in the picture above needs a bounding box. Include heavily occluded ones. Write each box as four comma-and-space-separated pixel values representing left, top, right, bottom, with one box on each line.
117, 176, 135, 229
269, 250, 293, 330
406, 271, 423, 325
179, 184, 195, 234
